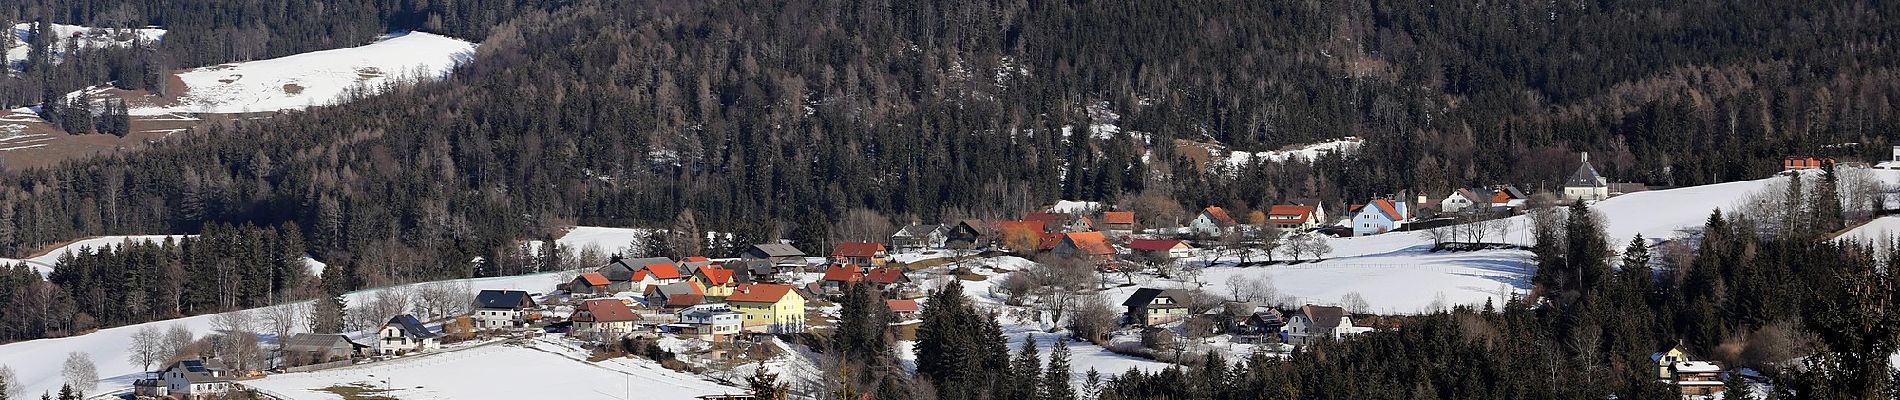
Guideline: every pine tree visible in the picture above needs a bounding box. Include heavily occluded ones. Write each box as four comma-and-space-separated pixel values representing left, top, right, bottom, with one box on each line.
1041, 339, 1076, 400
1724, 370, 1754, 400
54, 385, 73, 400
746, 361, 787, 400
1009, 335, 1042, 399
310, 274, 347, 333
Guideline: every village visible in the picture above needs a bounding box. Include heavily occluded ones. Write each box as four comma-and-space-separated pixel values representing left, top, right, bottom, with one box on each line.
64, 149, 1890, 400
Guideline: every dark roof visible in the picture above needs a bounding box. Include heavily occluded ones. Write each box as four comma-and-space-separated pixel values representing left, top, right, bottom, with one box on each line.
282, 333, 361, 351
747, 243, 805, 258
1128, 239, 1186, 252
165, 359, 230, 383
1300, 304, 1348, 328
475, 290, 534, 309
386, 314, 439, 339
650, 282, 703, 297
1122, 288, 1187, 308
1567, 158, 1607, 188
895, 224, 945, 237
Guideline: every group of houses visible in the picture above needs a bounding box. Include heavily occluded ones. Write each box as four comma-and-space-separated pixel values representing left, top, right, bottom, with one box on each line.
1120, 288, 1372, 346
564, 249, 820, 339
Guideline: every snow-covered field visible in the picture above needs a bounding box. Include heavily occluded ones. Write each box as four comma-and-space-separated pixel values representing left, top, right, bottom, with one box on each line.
527, 226, 652, 257
1838, 215, 1900, 244
0, 235, 192, 277
6, 23, 165, 72
1224, 137, 1363, 166
248, 339, 744, 400
131, 32, 475, 115
0, 271, 570, 397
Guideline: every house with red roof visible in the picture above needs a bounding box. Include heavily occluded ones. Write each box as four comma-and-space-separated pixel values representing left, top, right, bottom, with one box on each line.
887, 299, 922, 320
1266, 205, 1324, 230
570, 298, 640, 340
1190, 206, 1239, 236
820, 264, 866, 294
1101, 211, 1137, 239
1053, 231, 1116, 265
569, 272, 613, 296
864, 266, 913, 293
1351, 198, 1410, 236
1022, 212, 1074, 233
727, 283, 806, 334
1126, 239, 1193, 260
995, 220, 1048, 253
691, 265, 738, 298
831, 242, 889, 267
632, 263, 689, 293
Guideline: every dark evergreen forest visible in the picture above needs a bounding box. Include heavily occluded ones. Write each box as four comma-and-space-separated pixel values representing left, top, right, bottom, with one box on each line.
1, 2, 1899, 386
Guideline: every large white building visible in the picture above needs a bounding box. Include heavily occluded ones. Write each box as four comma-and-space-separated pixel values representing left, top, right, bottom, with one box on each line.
1564, 153, 1609, 202
1281, 304, 1372, 345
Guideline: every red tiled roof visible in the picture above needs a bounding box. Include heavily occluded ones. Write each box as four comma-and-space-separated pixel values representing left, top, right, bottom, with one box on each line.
1039, 233, 1064, 251
865, 267, 909, 284
697, 266, 735, 286
681, 256, 711, 262
822, 264, 865, 283
666, 294, 706, 307
1267, 205, 1316, 224
728, 283, 797, 303
832, 242, 887, 258
1061, 231, 1114, 255
1023, 212, 1070, 228
1101, 211, 1135, 225
1370, 199, 1402, 221
571, 299, 638, 322
1127, 239, 1185, 252
634, 263, 685, 280
886, 299, 921, 313
997, 220, 1046, 233
1203, 207, 1237, 226
576, 272, 611, 287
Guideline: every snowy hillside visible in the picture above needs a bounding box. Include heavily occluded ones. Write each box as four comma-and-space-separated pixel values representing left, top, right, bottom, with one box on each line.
130, 32, 476, 115
1224, 137, 1364, 166
525, 226, 652, 257
248, 340, 744, 400
0, 235, 191, 277
5, 23, 165, 72
0, 271, 569, 397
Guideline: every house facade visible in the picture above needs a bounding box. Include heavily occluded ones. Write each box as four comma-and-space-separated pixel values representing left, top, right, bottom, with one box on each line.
1052, 231, 1115, 265
377, 314, 440, 355
1266, 205, 1323, 230
1281, 304, 1372, 345
1351, 199, 1407, 237
570, 272, 613, 296
1564, 153, 1610, 202
945, 220, 987, 249
675, 304, 743, 342
1126, 239, 1193, 260
1121, 288, 1189, 326
727, 283, 806, 334
570, 298, 639, 340
1101, 211, 1137, 240
691, 265, 738, 298
831, 242, 889, 267
1189, 206, 1239, 236
1438, 189, 1486, 214
472, 289, 536, 329
144, 359, 235, 400
890, 224, 949, 253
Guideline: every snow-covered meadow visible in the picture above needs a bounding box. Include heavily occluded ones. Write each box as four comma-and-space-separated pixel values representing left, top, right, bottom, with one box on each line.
130, 32, 476, 115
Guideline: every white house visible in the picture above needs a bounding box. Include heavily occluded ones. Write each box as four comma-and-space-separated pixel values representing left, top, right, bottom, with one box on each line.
890, 224, 949, 253
1266, 205, 1324, 230
141, 359, 235, 399
472, 289, 536, 329
1438, 188, 1486, 213
377, 314, 440, 355
674, 304, 744, 342
1351, 198, 1407, 236
1563, 153, 1609, 202
1280, 304, 1372, 345
1189, 206, 1239, 236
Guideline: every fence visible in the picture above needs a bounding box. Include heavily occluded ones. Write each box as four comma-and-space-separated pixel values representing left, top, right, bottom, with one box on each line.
281, 359, 354, 373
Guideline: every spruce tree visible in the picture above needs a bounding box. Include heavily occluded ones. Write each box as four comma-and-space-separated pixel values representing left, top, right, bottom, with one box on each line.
1009, 335, 1042, 399
1724, 370, 1753, 400
746, 362, 786, 400
1041, 339, 1075, 400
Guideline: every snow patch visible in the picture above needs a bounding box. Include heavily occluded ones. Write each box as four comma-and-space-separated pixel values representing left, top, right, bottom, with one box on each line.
128, 31, 476, 115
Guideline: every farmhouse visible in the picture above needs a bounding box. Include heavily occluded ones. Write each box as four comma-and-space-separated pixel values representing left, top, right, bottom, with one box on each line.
1266, 204, 1323, 230
279, 333, 366, 367
945, 220, 988, 249
570, 298, 640, 340
691, 265, 738, 298
832, 242, 889, 267
376, 314, 440, 355
1100, 211, 1137, 239
1280, 304, 1372, 345
569, 272, 613, 296
890, 224, 948, 253
1122, 288, 1189, 326
137, 359, 235, 399
472, 289, 536, 329
742, 243, 808, 266
1126, 239, 1193, 260
1189, 206, 1239, 236
1052, 231, 1115, 265
1350, 198, 1407, 237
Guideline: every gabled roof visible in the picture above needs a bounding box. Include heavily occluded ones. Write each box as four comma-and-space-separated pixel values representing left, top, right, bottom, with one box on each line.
282, 333, 361, 351
1566, 155, 1607, 188
951, 219, 988, 233
1060, 231, 1114, 255
747, 243, 806, 258
1022, 212, 1072, 230
665, 294, 706, 307
833, 242, 888, 258
598, 256, 675, 281
1122, 288, 1186, 308
1267, 205, 1317, 224
1039, 232, 1065, 251
1362, 199, 1402, 221
633, 263, 685, 280
865, 267, 909, 284
386, 314, 438, 339
895, 224, 946, 237
727, 283, 797, 303
696, 265, 736, 286
650, 282, 703, 297
997, 220, 1047, 234
164, 359, 231, 383
575, 272, 611, 287
1101, 211, 1136, 225
1201, 207, 1237, 226
822, 264, 865, 283
572, 299, 639, 323
1299, 304, 1348, 328
474, 290, 535, 310
681, 256, 711, 262
886, 299, 921, 313
1128, 239, 1186, 252
1452, 188, 1485, 203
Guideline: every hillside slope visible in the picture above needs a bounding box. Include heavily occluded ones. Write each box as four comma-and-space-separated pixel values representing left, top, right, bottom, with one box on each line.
128, 32, 476, 115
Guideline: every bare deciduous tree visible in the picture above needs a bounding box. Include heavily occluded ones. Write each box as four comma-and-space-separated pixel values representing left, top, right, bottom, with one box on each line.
351, 287, 414, 331
1339, 292, 1370, 314
164, 324, 195, 360
129, 325, 167, 371
263, 302, 308, 346
1225, 275, 1281, 305
61, 351, 97, 392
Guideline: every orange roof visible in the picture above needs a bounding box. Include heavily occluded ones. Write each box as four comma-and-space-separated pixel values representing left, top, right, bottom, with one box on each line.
666, 294, 706, 307
865, 267, 909, 284
1267, 205, 1316, 224
886, 299, 921, 313
1102, 211, 1135, 225
696, 266, 735, 285
998, 220, 1047, 233
822, 264, 865, 283
727, 283, 797, 303
1369, 199, 1402, 221
633, 263, 685, 280
1061, 231, 1114, 255
575, 272, 611, 287
832, 242, 887, 258
1039, 232, 1065, 251
681, 256, 711, 262
571, 299, 638, 322
1203, 206, 1237, 225
1128, 239, 1185, 252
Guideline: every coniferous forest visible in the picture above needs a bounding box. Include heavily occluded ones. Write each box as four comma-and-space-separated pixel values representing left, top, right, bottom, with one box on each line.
0, 0, 1897, 397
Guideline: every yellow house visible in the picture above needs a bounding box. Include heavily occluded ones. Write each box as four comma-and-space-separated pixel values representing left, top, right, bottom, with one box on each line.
1651, 343, 1690, 379
727, 283, 805, 334
691, 265, 739, 298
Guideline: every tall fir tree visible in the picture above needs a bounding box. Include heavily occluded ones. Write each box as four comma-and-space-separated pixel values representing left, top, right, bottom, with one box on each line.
1041, 339, 1076, 400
